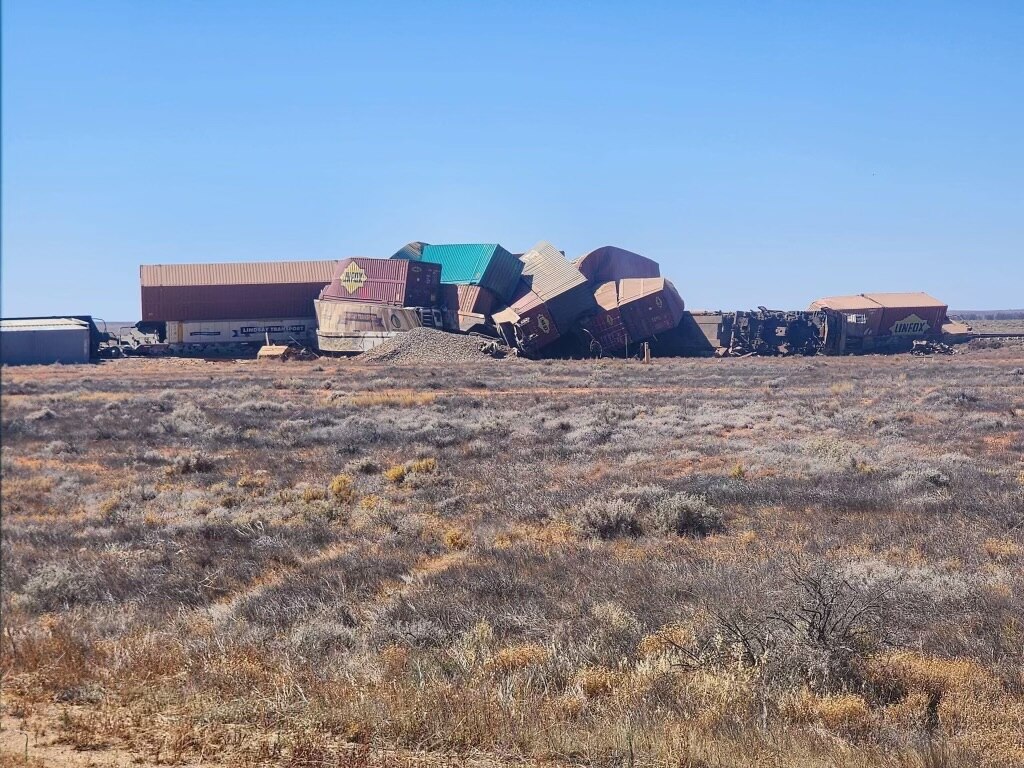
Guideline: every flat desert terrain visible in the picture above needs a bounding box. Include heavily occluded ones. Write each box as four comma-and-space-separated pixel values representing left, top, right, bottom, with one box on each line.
2, 348, 1023, 767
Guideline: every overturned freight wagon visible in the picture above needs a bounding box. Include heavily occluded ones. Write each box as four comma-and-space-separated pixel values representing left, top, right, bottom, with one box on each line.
809, 293, 948, 353
492, 283, 562, 354
315, 300, 423, 353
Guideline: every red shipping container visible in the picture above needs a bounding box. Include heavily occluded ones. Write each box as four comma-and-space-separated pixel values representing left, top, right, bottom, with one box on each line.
617, 278, 685, 342
320, 257, 441, 307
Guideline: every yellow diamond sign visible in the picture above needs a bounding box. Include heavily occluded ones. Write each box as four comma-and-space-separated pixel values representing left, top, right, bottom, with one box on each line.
339, 262, 368, 294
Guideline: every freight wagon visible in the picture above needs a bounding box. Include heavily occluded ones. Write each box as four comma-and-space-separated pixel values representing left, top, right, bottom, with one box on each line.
163, 317, 317, 346
314, 299, 438, 354
808, 293, 947, 353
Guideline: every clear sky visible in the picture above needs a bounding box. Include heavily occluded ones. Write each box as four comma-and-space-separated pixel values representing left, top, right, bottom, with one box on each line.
3, 1, 1022, 320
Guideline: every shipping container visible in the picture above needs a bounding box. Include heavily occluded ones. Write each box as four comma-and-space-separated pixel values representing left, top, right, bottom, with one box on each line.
407, 244, 523, 302
617, 278, 686, 342
492, 282, 561, 354
0, 318, 91, 365
163, 317, 316, 345
441, 284, 497, 332
140, 260, 336, 322
572, 246, 660, 284
519, 241, 596, 334
809, 292, 947, 352
315, 300, 422, 354
320, 257, 441, 307
578, 282, 628, 354
391, 241, 428, 261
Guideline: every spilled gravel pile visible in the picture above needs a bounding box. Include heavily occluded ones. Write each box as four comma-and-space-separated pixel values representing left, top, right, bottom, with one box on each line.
357, 327, 516, 364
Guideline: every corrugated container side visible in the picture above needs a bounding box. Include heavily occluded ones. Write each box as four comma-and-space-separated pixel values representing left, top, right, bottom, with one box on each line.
320, 257, 441, 307
141, 260, 336, 287
519, 241, 596, 332
315, 300, 422, 335
419, 244, 524, 301
0, 324, 91, 365
572, 246, 661, 284
141, 283, 331, 322
390, 241, 428, 261
579, 307, 628, 353
578, 283, 627, 353
493, 282, 561, 353
440, 284, 496, 331
617, 278, 686, 342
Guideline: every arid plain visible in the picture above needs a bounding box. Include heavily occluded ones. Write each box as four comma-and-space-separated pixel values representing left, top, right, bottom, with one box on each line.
2, 346, 1022, 767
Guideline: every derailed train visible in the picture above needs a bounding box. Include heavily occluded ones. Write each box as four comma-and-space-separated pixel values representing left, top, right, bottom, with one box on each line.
134, 244, 962, 358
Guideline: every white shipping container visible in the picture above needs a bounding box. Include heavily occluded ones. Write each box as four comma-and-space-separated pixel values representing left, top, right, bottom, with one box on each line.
164, 318, 316, 345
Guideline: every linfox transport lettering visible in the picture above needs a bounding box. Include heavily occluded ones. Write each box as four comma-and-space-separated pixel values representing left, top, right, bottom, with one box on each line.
340, 262, 369, 294
890, 314, 931, 335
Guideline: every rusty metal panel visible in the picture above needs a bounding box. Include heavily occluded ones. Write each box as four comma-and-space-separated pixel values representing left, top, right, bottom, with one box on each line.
578, 282, 627, 354
572, 246, 660, 284
315, 300, 421, 334
492, 282, 561, 353
320, 258, 441, 307
140, 260, 337, 322
519, 241, 596, 333
617, 278, 685, 342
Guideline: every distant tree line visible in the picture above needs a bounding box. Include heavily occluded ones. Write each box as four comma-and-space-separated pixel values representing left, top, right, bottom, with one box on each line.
950, 309, 1024, 320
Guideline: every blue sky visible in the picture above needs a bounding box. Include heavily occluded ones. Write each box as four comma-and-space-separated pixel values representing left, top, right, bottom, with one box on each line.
3, 1, 1022, 319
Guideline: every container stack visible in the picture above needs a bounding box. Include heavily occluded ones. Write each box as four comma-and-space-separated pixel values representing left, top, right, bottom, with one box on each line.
315, 257, 443, 354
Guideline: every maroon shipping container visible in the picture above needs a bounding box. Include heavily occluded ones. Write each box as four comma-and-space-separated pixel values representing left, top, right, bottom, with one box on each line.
617, 278, 685, 342
492, 281, 561, 353
140, 261, 337, 322
572, 246, 660, 284
320, 257, 441, 307
578, 282, 628, 353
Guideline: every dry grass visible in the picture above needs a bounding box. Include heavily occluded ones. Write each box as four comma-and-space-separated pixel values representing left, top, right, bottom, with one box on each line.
1, 348, 1022, 767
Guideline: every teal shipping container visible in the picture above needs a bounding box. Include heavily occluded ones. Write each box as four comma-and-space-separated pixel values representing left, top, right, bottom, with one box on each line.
407, 244, 523, 303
